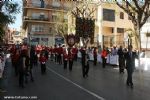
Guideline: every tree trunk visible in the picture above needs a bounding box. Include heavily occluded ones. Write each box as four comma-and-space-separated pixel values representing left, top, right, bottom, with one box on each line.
134, 25, 144, 88
134, 25, 141, 51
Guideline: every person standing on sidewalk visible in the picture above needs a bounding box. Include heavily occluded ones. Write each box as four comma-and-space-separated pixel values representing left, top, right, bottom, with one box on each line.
125, 45, 137, 89
0, 53, 7, 92
101, 47, 108, 68
93, 47, 98, 66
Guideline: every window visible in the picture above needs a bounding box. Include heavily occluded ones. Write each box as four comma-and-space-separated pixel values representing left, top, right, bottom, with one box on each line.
52, 0, 60, 8
49, 27, 52, 33
111, 28, 114, 33
31, 25, 44, 32
52, 15, 57, 21
120, 12, 124, 19
103, 9, 115, 21
32, 0, 41, 7
117, 28, 124, 33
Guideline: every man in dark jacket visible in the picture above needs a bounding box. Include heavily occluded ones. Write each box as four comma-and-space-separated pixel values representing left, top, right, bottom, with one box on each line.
125, 45, 137, 89
18, 52, 27, 88
80, 47, 89, 78
117, 46, 125, 73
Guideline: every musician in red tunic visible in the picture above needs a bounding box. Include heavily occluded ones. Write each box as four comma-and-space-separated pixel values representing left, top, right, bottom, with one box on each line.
57, 44, 63, 64
12, 49, 20, 76
72, 46, 78, 61
53, 45, 58, 63
68, 48, 74, 71
63, 48, 68, 69
49, 46, 54, 61
39, 53, 47, 74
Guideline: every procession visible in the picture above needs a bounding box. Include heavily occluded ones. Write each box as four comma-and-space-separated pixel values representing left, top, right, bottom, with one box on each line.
0, 42, 143, 90
1, 0, 150, 100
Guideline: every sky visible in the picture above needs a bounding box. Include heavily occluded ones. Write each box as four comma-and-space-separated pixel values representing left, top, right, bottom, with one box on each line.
9, 0, 22, 31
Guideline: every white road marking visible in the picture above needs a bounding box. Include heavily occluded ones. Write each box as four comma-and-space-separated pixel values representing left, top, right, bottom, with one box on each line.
47, 67, 105, 100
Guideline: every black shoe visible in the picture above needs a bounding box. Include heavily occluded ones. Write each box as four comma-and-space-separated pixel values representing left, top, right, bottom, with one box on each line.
126, 83, 130, 86
22, 85, 25, 88
31, 78, 34, 82
25, 80, 28, 84
130, 85, 133, 89
19, 85, 25, 88
83, 75, 85, 78
86, 74, 88, 77
69, 69, 72, 71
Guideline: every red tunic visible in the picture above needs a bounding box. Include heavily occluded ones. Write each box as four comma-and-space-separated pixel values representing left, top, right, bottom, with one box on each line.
63, 53, 68, 61
58, 47, 63, 54
53, 47, 58, 54
93, 49, 97, 56
72, 48, 78, 54
101, 50, 108, 58
39, 56, 47, 63
68, 52, 74, 61
12, 53, 20, 63
63, 49, 68, 60
48, 47, 52, 54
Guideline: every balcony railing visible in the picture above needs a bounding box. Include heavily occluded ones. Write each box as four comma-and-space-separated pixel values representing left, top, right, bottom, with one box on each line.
24, 3, 69, 11
24, 16, 49, 21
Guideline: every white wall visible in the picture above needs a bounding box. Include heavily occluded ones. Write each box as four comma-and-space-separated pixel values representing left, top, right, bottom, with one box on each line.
141, 22, 150, 49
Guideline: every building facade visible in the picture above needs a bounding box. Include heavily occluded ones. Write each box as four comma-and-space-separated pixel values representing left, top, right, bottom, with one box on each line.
23, 0, 73, 46
141, 17, 150, 50
68, 2, 134, 48
23, 0, 136, 48
4, 27, 14, 44
95, 2, 134, 48
4, 28, 25, 44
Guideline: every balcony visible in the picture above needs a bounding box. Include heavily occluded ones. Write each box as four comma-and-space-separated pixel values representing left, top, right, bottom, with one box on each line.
24, 16, 49, 21
24, 3, 69, 11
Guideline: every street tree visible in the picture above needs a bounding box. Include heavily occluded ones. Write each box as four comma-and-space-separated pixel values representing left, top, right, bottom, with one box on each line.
71, 0, 101, 47
113, 0, 150, 50
0, 0, 20, 40
54, 10, 69, 45
55, 20, 68, 44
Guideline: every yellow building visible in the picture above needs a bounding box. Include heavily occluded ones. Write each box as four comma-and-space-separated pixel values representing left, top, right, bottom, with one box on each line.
94, 2, 134, 48
68, 1, 134, 48
23, 0, 73, 46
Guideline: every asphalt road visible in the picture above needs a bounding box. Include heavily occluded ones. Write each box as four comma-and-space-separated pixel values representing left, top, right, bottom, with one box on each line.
1, 58, 150, 100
